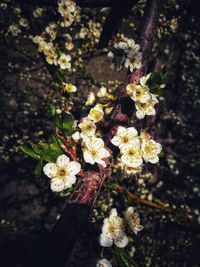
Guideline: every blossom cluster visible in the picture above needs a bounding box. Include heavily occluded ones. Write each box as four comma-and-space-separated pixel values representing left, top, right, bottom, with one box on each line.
111, 126, 162, 171
99, 207, 143, 248
126, 73, 159, 119
33, 35, 72, 70
72, 104, 110, 167
108, 35, 142, 72
58, 0, 78, 28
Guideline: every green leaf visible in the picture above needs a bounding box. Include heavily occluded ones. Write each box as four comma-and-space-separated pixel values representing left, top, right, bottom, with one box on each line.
20, 146, 41, 160
114, 247, 139, 267
62, 113, 74, 134
34, 159, 43, 176
158, 150, 164, 157
104, 183, 117, 190
39, 150, 58, 163
149, 86, 162, 95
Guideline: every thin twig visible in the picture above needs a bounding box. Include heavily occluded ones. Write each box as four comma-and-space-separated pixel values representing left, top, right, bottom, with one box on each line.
114, 184, 172, 213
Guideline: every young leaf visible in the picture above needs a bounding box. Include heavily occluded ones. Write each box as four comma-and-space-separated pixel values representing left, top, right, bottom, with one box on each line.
34, 159, 43, 176
20, 146, 41, 160
62, 113, 74, 134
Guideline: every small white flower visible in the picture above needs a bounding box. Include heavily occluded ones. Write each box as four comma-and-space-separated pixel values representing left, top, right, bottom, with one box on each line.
99, 208, 128, 248
78, 117, 96, 139
141, 138, 162, 164
83, 137, 110, 167
58, 0, 76, 16
120, 140, 143, 168
61, 12, 74, 27
111, 126, 138, 149
126, 84, 151, 103
58, 54, 71, 70
135, 94, 158, 120
97, 87, 108, 98
88, 104, 104, 122
96, 258, 112, 267
65, 41, 74, 50
124, 46, 142, 72
33, 8, 43, 18
63, 83, 77, 93
125, 207, 143, 235
43, 154, 81, 192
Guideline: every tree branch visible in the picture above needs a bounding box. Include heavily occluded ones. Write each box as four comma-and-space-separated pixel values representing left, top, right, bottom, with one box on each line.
33, 1, 161, 266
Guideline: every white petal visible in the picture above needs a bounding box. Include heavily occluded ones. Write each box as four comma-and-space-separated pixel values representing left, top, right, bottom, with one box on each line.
111, 136, 120, 146
121, 155, 143, 168
146, 107, 156, 116
110, 208, 118, 218
51, 178, 65, 192
140, 93, 151, 103
136, 110, 145, 119
83, 151, 95, 165
99, 233, 113, 247
96, 258, 112, 267
117, 126, 126, 135
95, 158, 106, 167
114, 233, 128, 248
63, 175, 76, 188
67, 161, 81, 175
126, 127, 138, 137
43, 163, 57, 178
56, 154, 70, 167
149, 156, 159, 164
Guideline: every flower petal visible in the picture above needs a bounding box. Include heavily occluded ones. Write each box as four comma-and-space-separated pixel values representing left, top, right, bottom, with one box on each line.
99, 233, 113, 247
114, 233, 128, 248
83, 150, 95, 165
43, 163, 57, 178
56, 154, 70, 167
50, 178, 65, 192
67, 161, 81, 175
63, 175, 76, 188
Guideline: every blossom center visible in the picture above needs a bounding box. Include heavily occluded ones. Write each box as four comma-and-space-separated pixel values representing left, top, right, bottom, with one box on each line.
57, 167, 68, 178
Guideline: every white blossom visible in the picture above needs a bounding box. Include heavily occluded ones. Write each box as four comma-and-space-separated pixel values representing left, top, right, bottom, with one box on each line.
83, 137, 110, 167
99, 208, 128, 248
125, 207, 143, 235
63, 83, 77, 93
88, 104, 104, 122
78, 117, 96, 139
135, 94, 158, 119
58, 54, 71, 70
43, 154, 81, 192
120, 140, 143, 168
58, 0, 76, 17
141, 138, 162, 164
111, 126, 138, 149
96, 258, 112, 267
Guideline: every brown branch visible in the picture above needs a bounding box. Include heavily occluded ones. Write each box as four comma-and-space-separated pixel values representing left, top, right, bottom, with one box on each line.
114, 184, 172, 213
33, 1, 161, 266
